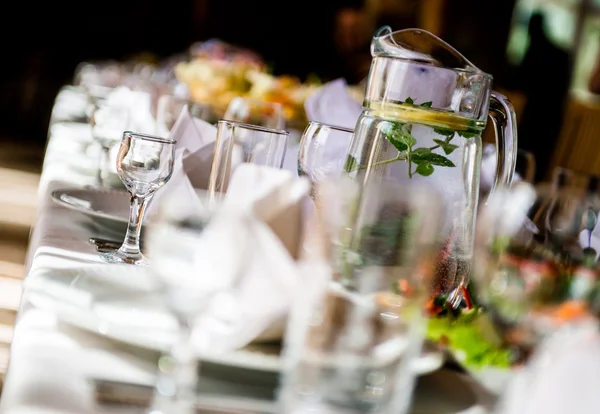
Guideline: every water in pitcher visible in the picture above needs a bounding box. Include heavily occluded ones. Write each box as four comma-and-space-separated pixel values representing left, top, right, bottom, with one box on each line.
346, 99, 485, 297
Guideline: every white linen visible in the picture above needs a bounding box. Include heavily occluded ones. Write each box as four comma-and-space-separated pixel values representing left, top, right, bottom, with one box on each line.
0, 86, 493, 414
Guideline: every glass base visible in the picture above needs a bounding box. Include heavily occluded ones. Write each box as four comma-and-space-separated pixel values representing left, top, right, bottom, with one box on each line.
101, 249, 149, 266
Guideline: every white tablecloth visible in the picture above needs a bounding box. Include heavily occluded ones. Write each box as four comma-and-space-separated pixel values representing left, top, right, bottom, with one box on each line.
0, 86, 497, 414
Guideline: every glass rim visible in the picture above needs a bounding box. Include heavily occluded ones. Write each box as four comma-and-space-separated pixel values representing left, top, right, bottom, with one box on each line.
217, 119, 289, 135
123, 131, 176, 144
307, 121, 354, 133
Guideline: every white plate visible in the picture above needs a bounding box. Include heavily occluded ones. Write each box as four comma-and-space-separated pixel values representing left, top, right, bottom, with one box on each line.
51, 187, 129, 235
24, 266, 443, 375
25, 266, 282, 372
447, 349, 514, 396
466, 366, 513, 395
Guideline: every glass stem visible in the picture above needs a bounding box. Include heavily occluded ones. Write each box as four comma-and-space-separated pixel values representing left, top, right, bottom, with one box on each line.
119, 194, 151, 258
97, 147, 110, 186
150, 318, 198, 414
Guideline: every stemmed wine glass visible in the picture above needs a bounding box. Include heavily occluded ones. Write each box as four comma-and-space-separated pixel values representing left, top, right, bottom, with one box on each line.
74, 62, 120, 118
90, 103, 131, 187
101, 131, 176, 266
224, 97, 285, 129
297, 121, 354, 183
208, 120, 289, 197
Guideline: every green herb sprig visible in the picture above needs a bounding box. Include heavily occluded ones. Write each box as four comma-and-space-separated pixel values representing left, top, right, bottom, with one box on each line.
345, 97, 477, 178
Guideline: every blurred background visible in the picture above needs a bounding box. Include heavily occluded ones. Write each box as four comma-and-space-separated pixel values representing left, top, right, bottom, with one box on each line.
1, 0, 600, 276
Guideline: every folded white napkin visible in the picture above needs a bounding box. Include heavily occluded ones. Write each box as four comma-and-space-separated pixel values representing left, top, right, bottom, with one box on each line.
495, 321, 600, 414
190, 164, 310, 351
304, 79, 362, 129
146, 105, 217, 218
223, 163, 311, 259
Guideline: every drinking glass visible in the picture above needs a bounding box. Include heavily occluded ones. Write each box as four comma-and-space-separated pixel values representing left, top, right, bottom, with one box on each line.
208, 120, 289, 196
101, 131, 176, 266
156, 95, 212, 133
74, 61, 122, 89
90, 104, 131, 187
74, 62, 120, 114
146, 195, 244, 414
297, 121, 354, 183
516, 149, 536, 184
279, 177, 444, 414
224, 97, 285, 129
552, 167, 600, 194
470, 182, 600, 410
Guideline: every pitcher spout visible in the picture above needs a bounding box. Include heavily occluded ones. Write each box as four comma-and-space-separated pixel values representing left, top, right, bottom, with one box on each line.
370, 27, 483, 74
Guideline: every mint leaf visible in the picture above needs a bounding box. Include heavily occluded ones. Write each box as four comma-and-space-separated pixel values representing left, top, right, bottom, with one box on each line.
388, 136, 408, 152
404, 97, 414, 105
458, 131, 478, 138
344, 155, 358, 172
433, 138, 459, 155
386, 124, 416, 152
434, 128, 455, 138
411, 147, 431, 158
412, 150, 456, 167
416, 163, 434, 176
420, 101, 433, 108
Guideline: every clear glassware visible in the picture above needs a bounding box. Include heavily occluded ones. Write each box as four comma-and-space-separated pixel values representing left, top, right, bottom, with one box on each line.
90, 104, 131, 187
146, 195, 241, 414
297, 121, 354, 183
74, 61, 121, 105
279, 177, 444, 414
551, 167, 600, 193
471, 182, 600, 409
101, 131, 176, 266
208, 120, 289, 197
346, 27, 518, 305
516, 149, 536, 184
480, 146, 536, 200
74, 61, 123, 89
156, 94, 213, 133
224, 97, 285, 129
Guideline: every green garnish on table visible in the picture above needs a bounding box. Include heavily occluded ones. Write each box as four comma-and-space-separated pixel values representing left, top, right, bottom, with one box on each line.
426, 307, 512, 370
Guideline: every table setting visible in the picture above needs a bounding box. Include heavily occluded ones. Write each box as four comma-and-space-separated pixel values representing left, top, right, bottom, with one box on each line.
3, 28, 600, 414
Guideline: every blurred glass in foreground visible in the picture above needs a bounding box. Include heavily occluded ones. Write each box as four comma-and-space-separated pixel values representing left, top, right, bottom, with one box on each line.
279, 177, 444, 414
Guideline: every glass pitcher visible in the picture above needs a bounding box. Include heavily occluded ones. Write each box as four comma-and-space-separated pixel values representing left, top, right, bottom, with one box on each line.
345, 27, 518, 303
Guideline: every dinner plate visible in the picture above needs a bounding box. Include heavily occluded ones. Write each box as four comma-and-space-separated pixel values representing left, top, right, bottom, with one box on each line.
51, 187, 130, 235
24, 266, 444, 376
466, 366, 513, 395
445, 349, 513, 396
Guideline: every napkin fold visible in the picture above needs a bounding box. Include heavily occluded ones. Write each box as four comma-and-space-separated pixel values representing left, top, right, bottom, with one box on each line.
223, 163, 311, 259
146, 105, 217, 218
191, 164, 310, 351
304, 79, 362, 129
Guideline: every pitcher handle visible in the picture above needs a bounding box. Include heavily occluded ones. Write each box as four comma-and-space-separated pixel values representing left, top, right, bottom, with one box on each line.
488, 91, 518, 197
